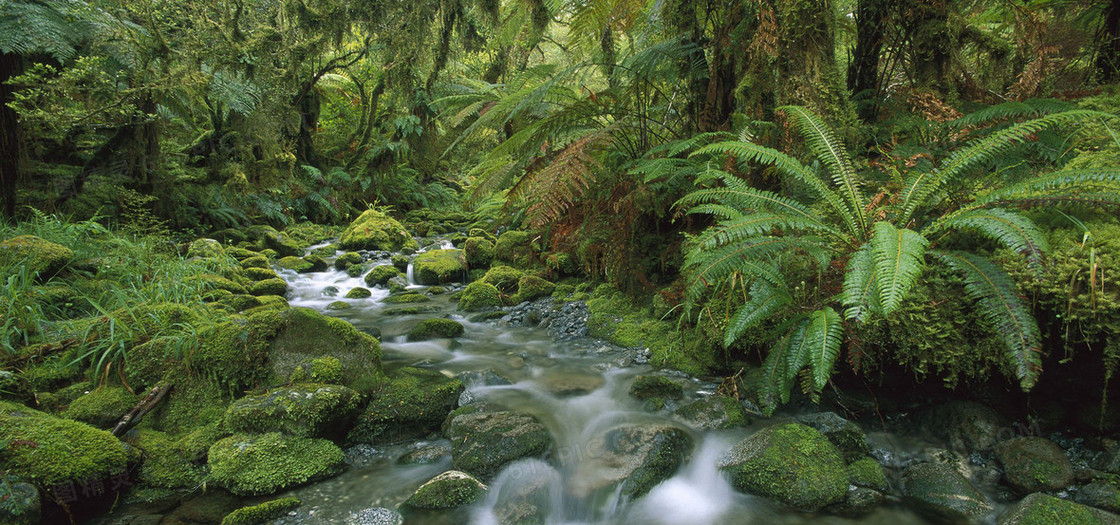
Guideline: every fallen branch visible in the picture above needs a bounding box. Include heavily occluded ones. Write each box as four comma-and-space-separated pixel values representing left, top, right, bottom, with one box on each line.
111, 384, 172, 437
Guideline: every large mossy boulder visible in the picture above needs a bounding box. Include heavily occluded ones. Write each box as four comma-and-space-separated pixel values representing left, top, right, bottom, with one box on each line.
994, 437, 1074, 494
493, 231, 534, 267
0, 401, 131, 489
262, 307, 382, 389
365, 265, 402, 286
674, 396, 749, 430
0, 235, 73, 278
246, 226, 302, 257
187, 238, 225, 259
513, 275, 554, 303
480, 266, 523, 294
902, 462, 993, 523
223, 384, 362, 440
447, 408, 554, 479
339, 209, 415, 252
458, 281, 503, 312
463, 237, 494, 268
277, 256, 326, 273
792, 412, 872, 463
249, 278, 288, 296
62, 387, 138, 429
208, 432, 344, 496
413, 249, 467, 285
998, 493, 1118, 525
347, 367, 463, 445
403, 470, 488, 510
572, 424, 693, 499
717, 423, 848, 511
408, 319, 465, 341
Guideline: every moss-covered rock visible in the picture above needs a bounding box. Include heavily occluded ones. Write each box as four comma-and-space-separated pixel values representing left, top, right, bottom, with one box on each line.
414, 249, 467, 285
0, 370, 35, 405
717, 423, 849, 511
221, 497, 302, 525
224, 384, 362, 440
493, 231, 534, 267
926, 401, 1004, 453
1075, 483, 1120, 514
246, 226, 302, 257
792, 412, 872, 463
345, 287, 372, 299
263, 308, 382, 390
481, 266, 523, 294
902, 461, 993, 523
365, 265, 403, 287
629, 375, 684, 400
208, 432, 344, 496
391, 254, 409, 271
249, 278, 288, 296
458, 282, 503, 312
998, 493, 1116, 525
0, 479, 40, 525
382, 293, 430, 304
513, 275, 554, 303
403, 470, 487, 510
326, 300, 352, 310
674, 396, 749, 430
574, 424, 692, 499
0, 401, 131, 488
848, 458, 890, 492
219, 294, 263, 312
339, 209, 414, 252
447, 408, 554, 479
188, 238, 225, 259
408, 319, 465, 341
347, 367, 463, 445
994, 437, 1074, 494
0, 235, 73, 278
189, 273, 247, 295
334, 252, 363, 271
385, 305, 443, 316
62, 387, 137, 429
240, 255, 270, 269
276, 256, 313, 273
129, 428, 208, 489
545, 252, 577, 276
463, 237, 494, 268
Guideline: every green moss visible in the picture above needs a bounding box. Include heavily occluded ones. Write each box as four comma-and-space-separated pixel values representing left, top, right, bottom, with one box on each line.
0, 401, 130, 487
221, 497, 302, 525
240, 256, 269, 269
426, 286, 447, 295
468, 228, 496, 241
283, 222, 337, 248
326, 301, 352, 310
587, 285, 713, 375
629, 375, 683, 400
343, 287, 371, 299
459, 282, 503, 312
219, 294, 263, 312
259, 248, 279, 259
364, 265, 402, 286
545, 252, 577, 276
1002, 493, 1105, 524
848, 457, 889, 491
309, 356, 343, 383
481, 266, 523, 294
248, 278, 287, 296
263, 307, 382, 389
129, 429, 207, 489
385, 305, 443, 316
718, 423, 849, 511
493, 231, 534, 267
463, 237, 495, 268
334, 252, 363, 271
223, 383, 361, 439
513, 275, 555, 303
413, 249, 467, 285
339, 209, 414, 251
382, 293, 430, 304
277, 256, 311, 273
187, 238, 225, 259
208, 432, 344, 496
408, 319, 465, 341
0, 235, 73, 278
346, 367, 463, 445
186, 274, 247, 296
404, 471, 487, 509
62, 386, 137, 429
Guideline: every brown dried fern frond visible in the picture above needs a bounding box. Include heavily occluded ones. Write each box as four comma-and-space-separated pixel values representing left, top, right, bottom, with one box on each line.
510, 129, 612, 230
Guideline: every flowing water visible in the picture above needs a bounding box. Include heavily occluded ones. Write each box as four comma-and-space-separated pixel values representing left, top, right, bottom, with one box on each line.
269, 240, 935, 525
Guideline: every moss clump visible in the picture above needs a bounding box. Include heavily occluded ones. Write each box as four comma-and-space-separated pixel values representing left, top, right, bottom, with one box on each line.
717, 423, 849, 511
208, 432, 344, 496
309, 356, 343, 383
545, 252, 577, 276
459, 281, 503, 312
513, 275, 555, 303
481, 266, 523, 294
240, 256, 270, 269
493, 231, 534, 267
408, 319, 466, 341
339, 209, 414, 251
129, 429, 208, 489
263, 307, 382, 390
188, 273, 247, 295
446, 408, 554, 479
404, 471, 487, 509
187, 238, 225, 259
346, 367, 463, 445
343, 288, 370, 299
364, 265, 402, 286
629, 375, 684, 400
283, 222, 337, 248
385, 305, 443, 316
334, 252, 363, 271
382, 293, 430, 304
848, 457, 889, 491
326, 301, 352, 310
220, 294, 263, 312
587, 285, 714, 376
426, 286, 447, 295
223, 384, 361, 439
0, 401, 130, 487
249, 278, 288, 296
62, 386, 137, 429
413, 249, 467, 285
277, 256, 313, 273
0, 235, 73, 278
221, 497, 302, 525
673, 396, 749, 430
463, 237, 495, 268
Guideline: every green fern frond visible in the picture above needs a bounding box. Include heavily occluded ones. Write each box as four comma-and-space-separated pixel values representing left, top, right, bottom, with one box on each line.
759, 331, 796, 415
803, 307, 843, 391
950, 98, 1075, 129
682, 240, 790, 302
870, 222, 928, 315
779, 106, 866, 233
899, 110, 1116, 224
677, 176, 843, 239
841, 244, 881, 321
974, 168, 1120, 206
680, 203, 744, 221
978, 193, 1120, 210
933, 250, 1042, 390
723, 281, 791, 348
928, 208, 1048, 266
692, 212, 838, 251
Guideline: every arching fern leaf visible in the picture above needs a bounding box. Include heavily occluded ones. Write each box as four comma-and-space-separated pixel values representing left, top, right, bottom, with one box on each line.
870, 222, 928, 315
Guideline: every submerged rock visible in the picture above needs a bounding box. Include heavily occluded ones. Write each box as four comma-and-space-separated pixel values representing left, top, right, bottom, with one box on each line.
1076, 483, 1120, 514
902, 461, 993, 523
403, 470, 487, 509
717, 422, 849, 511
407, 319, 465, 341
994, 437, 1074, 494
347, 367, 463, 445
208, 432, 344, 496
998, 493, 1118, 525
629, 375, 684, 400
926, 400, 1004, 453
399, 442, 452, 465
674, 396, 749, 430
447, 408, 554, 479
347, 508, 403, 525
486, 459, 561, 525
572, 424, 693, 499
223, 384, 363, 440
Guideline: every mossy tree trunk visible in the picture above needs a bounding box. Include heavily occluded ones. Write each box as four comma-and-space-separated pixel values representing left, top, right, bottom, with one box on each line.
848, 0, 888, 123
775, 0, 852, 125
900, 0, 956, 94
0, 51, 22, 218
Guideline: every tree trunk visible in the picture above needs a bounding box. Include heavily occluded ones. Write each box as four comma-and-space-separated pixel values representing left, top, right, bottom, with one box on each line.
294, 88, 322, 167
902, 0, 954, 94
0, 52, 23, 218
1098, 0, 1120, 82
848, 0, 887, 123
665, 0, 709, 133
776, 0, 850, 122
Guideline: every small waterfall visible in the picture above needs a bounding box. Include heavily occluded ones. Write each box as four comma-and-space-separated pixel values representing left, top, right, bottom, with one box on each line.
625, 438, 740, 525
405, 262, 417, 285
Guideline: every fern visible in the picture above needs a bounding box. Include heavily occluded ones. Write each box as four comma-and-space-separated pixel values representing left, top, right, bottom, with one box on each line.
933, 250, 1042, 390
803, 307, 844, 391
928, 208, 1048, 267
758, 332, 796, 414
870, 222, 928, 315
779, 106, 866, 233
723, 281, 790, 347
841, 244, 881, 321
950, 98, 1075, 129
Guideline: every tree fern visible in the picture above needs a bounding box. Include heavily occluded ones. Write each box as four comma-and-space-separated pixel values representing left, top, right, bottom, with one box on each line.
933, 250, 1042, 390
870, 222, 928, 315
